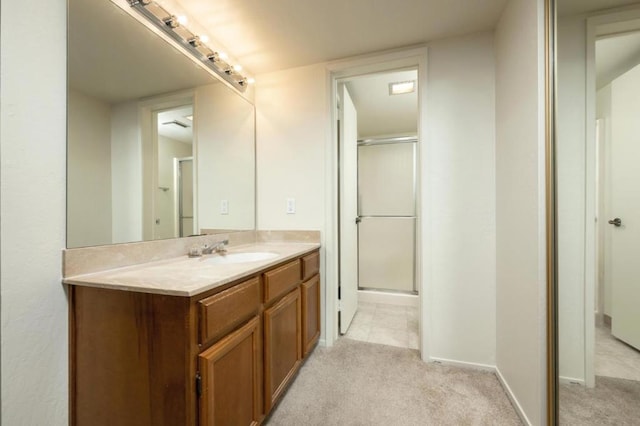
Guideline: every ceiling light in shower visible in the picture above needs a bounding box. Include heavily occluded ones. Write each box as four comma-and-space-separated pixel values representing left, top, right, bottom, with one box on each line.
389, 80, 416, 95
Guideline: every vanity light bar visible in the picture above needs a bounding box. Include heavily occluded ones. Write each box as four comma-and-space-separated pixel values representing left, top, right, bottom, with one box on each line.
128, 0, 251, 91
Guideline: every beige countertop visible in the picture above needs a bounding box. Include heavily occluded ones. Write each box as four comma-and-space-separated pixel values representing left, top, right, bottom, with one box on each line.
63, 242, 320, 297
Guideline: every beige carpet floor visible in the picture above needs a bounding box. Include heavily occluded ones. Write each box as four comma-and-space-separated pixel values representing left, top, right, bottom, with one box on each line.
266, 338, 522, 425
560, 376, 640, 425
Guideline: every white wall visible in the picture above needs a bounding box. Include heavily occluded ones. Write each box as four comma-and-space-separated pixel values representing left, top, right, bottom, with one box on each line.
0, 0, 68, 424
256, 36, 498, 366
111, 101, 143, 243
426, 32, 497, 367
495, 0, 546, 424
556, 14, 588, 383
67, 89, 113, 247
196, 83, 256, 231
156, 135, 192, 239
255, 63, 329, 231
255, 63, 329, 342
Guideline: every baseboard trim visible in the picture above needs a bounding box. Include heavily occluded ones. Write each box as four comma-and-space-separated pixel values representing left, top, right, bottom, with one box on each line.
357, 290, 419, 306
559, 376, 585, 386
318, 339, 327, 347
604, 314, 612, 327
429, 357, 496, 372
496, 367, 532, 426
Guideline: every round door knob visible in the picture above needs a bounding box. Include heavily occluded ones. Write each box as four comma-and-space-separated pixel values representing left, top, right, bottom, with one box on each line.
608, 218, 622, 227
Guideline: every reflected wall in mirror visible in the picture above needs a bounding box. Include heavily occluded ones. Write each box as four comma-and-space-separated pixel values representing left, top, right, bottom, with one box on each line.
67, 0, 255, 248
556, 1, 640, 423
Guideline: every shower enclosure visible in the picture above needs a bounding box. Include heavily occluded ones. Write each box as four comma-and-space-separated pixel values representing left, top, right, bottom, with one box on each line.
357, 136, 417, 294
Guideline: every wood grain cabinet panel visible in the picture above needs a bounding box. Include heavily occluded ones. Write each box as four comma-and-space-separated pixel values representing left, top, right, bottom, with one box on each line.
198, 316, 262, 426
199, 277, 261, 347
301, 252, 320, 281
301, 274, 321, 356
71, 287, 194, 426
263, 260, 301, 304
263, 288, 302, 411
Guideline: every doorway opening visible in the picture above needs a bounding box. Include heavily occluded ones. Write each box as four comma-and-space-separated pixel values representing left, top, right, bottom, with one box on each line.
592, 28, 640, 383
337, 68, 420, 350
153, 104, 194, 239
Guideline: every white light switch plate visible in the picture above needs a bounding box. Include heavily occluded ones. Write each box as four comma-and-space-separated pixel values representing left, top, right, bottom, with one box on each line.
286, 198, 296, 214
220, 199, 229, 215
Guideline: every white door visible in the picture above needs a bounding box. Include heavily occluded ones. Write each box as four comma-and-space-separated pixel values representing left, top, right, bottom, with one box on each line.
339, 83, 358, 334
609, 64, 640, 350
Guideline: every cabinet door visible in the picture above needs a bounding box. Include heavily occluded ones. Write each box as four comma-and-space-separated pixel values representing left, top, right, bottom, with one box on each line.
301, 274, 321, 357
198, 316, 262, 426
264, 288, 302, 411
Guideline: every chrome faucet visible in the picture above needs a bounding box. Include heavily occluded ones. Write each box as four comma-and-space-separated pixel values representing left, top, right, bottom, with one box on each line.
202, 239, 229, 255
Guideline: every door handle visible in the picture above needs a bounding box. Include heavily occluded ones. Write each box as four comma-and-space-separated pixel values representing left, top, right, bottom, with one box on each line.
608, 218, 622, 227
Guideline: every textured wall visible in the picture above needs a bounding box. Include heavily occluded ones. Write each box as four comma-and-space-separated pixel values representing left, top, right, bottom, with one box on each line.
1, 0, 69, 423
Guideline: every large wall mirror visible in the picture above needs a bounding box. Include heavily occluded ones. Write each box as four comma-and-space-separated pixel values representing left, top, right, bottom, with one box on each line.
67, 0, 256, 248
554, 0, 640, 423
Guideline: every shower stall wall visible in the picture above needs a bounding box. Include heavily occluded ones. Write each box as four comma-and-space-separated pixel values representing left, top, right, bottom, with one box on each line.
357, 137, 417, 294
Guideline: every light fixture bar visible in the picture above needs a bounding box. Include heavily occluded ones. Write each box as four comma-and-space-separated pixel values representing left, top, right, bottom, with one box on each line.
127, 0, 249, 92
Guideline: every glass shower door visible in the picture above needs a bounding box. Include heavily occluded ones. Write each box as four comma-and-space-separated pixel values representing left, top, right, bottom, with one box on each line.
357, 139, 417, 293
178, 158, 194, 237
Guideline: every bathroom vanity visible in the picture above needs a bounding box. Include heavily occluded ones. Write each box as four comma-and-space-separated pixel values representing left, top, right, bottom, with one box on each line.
65, 242, 320, 426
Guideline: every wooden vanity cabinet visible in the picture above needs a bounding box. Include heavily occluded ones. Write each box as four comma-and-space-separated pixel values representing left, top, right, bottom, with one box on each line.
264, 287, 302, 411
301, 274, 321, 356
199, 316, 262, 426
70, 249, 321, 426
301, 251, 321, 357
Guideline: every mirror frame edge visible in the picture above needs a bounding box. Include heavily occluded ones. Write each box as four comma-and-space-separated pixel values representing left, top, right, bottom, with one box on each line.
545, 0, 559, 423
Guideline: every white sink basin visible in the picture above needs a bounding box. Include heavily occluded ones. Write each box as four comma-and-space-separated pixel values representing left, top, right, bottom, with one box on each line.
204, 252, 279, 265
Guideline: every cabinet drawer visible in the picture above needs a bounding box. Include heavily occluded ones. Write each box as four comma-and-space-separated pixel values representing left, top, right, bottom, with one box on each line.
263, 260, 301, 304
301, 251, 320, 281
199, 277, 261, 347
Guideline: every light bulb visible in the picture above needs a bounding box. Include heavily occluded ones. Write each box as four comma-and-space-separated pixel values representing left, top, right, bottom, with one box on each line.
233, 64, 243, 72
218, 51, 228, 61
247, 78, 255, 84
177, 15, 188, 25
200, 35, 209, 43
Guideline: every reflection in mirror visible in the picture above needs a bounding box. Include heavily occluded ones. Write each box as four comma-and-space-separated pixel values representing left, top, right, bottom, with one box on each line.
556, 1, 640, 423
67, 0, 255, 248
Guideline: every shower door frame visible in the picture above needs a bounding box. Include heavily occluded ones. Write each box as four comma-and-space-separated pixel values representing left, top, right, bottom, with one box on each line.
356, 136, 418, 294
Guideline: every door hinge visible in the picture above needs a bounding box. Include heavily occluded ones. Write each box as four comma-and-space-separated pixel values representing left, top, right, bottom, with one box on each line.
195, 373, 202, 398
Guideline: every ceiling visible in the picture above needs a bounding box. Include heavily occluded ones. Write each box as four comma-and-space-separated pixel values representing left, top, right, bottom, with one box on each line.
596, 31, 640, 88
558, 0, 640, 16
157, 106, 194, 143
177, 0, 509, 75
71, 0, 640, 103
69, 0, 218, 104
346, 70, 418, 139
